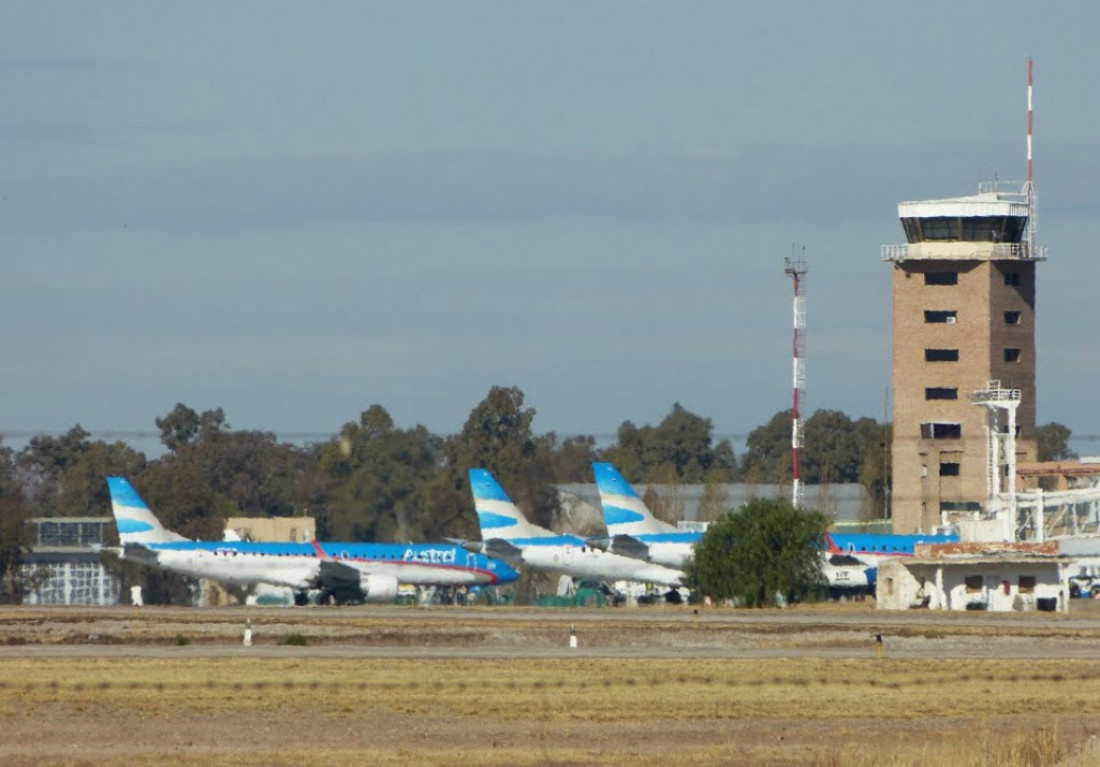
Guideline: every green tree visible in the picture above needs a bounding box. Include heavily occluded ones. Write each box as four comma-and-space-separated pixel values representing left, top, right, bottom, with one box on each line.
313, 405, 443, 541
17, 425, 94, 516
156, 403, 201, 453
602, 404, 737, 483
443, 385, 560, 533
683, 498, 828, 607
741, 408, 889, 510
541, 433, 599, 483
1036, 422, 1077, 462
740, 410, 792, 486
0, 441, 32, 603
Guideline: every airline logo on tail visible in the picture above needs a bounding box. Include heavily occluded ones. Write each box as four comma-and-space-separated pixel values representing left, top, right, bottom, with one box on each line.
592, 462, 673, 536
107, 476, 187, 544
468, 468, 551, 540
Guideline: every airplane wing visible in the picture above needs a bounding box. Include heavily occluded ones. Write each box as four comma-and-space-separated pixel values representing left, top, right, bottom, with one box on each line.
587, 534, 652, 562
316, 559, 364, 591
119, 542, 160, 567
482, 538, 524, 565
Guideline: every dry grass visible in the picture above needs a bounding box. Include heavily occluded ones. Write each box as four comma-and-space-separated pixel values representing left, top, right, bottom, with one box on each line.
4, 603, 1100, 765
2, 657, 1100, 765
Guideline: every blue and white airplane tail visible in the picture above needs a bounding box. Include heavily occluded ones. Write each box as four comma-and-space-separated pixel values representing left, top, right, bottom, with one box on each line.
107, 476, 189, 545
592, 462, 675, 536
468, 468, 554, 541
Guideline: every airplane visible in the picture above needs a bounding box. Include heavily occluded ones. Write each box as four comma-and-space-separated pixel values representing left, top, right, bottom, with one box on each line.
107, 476, 519, 605
587, 462, 958, 594
462, 468, 684, 588
586, 462, 700, 569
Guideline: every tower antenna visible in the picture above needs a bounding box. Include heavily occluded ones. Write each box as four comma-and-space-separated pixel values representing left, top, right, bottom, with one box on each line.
784, 248, 808, 509
1025, 57, 1038, 256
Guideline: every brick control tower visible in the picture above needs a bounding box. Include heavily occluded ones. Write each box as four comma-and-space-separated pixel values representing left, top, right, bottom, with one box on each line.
883, 184, 1045, 534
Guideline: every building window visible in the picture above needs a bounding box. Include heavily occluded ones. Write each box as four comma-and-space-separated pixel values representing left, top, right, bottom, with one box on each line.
925, 348, 959, 362
965, 575, 983, 593
925, 387, 958, 400
1005, 272, 1021, 286
939, 462, 960, 477
925, 271, 958, 286
1004, 311, 1022, 325
1004, 348, 1022, 363
920, 422, 962, 439
1018, 576, 1036, 594
924, 310, 958, 324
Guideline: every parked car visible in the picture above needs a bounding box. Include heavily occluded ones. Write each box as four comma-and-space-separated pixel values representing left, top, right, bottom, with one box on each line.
1068, 565, 1100, 598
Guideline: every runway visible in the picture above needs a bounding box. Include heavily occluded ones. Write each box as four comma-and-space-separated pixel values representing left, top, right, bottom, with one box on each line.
3, 602, 1100, 660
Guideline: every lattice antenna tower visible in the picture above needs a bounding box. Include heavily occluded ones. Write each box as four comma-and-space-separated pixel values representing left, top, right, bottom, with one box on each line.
784, 248, 807, 509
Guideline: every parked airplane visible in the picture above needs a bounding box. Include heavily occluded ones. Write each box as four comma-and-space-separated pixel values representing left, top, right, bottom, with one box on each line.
462, 468, 684, 588
824, 532, 959, 570
588, 462, 956, 594
107, 476, 519, 605
587, 462, 699, 569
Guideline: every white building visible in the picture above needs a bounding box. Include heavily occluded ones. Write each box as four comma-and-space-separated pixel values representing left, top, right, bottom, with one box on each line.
21, 518, 120, 606
877, 550, 1068, 612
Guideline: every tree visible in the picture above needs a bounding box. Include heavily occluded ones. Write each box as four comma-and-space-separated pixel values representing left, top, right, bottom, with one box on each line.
444, 385, 560, 532
313, 406, 443, 541
1036, 422, 1077, 462
0, 441, 32, 603
601, 404, 737, 483
156, 404, 201, 453
740, 410, 793, 485
541, 433, 599, 483
683, 498, 828, 607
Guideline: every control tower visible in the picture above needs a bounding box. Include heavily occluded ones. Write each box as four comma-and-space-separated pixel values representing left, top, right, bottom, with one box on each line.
883, 184, 1045, 534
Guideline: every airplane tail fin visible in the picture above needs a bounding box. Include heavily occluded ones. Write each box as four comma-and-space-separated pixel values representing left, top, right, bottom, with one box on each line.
592, 462, 675, 536
106, 477, 189, 545
467, 468, 552, 541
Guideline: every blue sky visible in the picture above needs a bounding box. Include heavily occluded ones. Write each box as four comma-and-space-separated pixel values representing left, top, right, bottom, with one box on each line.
3, 2, 1100, 456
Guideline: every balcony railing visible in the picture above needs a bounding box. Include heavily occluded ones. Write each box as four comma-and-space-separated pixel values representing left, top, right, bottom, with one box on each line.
881, 242, 1047, 262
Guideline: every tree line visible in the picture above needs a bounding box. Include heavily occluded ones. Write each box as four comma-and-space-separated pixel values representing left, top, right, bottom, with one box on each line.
0, 384, 1078, 600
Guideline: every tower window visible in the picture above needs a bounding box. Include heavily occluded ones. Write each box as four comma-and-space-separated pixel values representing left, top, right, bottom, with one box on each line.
925, 310, 957, 324
925, 387, 958, 400
1004, 311, 1022, 325
920, 422, 962, 439
925, 348, 959, 362
939, 462, 960, 477
1004, 272, 1021, 286
925, 272, 958, 286
1004, 348, 1022, 363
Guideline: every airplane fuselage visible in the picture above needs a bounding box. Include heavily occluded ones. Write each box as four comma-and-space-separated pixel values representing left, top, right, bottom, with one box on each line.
128, 541, 515, 589
506, 536, 683, 587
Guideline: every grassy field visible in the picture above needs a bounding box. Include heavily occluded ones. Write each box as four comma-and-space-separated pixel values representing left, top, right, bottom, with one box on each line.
3, 604, 1100, 765
3, 655, 1100, 765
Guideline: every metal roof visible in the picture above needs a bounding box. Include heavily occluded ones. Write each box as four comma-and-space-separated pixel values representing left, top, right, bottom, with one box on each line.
898, 192, 1029, 219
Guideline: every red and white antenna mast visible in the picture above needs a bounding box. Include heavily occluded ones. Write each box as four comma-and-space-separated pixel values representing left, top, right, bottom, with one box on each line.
784, 249, 807, 509
1025, 57, 1038, 256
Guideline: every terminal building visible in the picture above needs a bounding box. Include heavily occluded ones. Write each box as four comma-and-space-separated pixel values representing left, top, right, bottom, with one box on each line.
21, 517, 120, 606
883, 183, 1044, 534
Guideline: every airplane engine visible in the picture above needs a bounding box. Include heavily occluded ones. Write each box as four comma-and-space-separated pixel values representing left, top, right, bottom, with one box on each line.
360, 573, 400, 603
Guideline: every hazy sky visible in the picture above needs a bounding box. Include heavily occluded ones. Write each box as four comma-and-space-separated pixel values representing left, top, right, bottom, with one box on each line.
3, 2, 1100, 456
